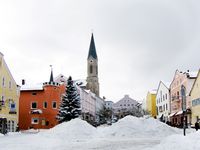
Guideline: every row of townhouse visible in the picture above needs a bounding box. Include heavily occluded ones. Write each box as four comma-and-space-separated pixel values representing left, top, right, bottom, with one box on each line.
0, 52, 105, 132
19, 73, 105, 130
0, 33, 105, 132
146, 69, 200, 127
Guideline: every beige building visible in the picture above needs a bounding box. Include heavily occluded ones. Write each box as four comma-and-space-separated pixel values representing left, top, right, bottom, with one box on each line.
0, 52, 20, 132
190, 70, 200, 125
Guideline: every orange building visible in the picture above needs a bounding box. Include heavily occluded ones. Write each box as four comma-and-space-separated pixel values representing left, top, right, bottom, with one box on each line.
19, 72, 65, 130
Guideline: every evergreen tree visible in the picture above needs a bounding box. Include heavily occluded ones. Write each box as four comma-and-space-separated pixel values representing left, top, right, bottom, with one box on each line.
57, 76, 81, 123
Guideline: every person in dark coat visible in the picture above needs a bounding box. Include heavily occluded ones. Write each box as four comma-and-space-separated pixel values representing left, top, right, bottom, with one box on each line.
195, 121, 199, 131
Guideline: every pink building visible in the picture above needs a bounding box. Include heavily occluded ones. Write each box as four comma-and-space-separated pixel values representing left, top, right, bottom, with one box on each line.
170, 70, 197, 127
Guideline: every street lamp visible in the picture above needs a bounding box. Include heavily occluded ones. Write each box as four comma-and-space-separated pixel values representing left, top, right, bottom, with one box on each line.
181, 85, 186, 136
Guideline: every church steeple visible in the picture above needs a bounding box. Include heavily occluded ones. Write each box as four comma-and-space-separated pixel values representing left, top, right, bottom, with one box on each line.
88, 33, 98, 60
86, 33, 99, 96
49, 65, 54, 82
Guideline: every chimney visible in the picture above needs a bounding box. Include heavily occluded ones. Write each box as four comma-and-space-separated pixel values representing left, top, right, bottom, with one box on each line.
22, 79, 25, 85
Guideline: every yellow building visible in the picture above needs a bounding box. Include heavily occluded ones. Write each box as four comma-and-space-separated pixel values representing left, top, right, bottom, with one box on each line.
146, 90, 157, 118
0, 52, 20, 132
190, 69, 200, 125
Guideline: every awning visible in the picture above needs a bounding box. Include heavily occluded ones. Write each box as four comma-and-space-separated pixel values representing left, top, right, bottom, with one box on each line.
176, 111, 183, 115
169, 112, 177, 117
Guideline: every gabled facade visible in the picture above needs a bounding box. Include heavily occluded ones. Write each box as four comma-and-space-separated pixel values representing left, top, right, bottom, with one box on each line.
170, 70, 197, 127
113, 95, 140, 118
156, 81, 170, 122
0, 52, 20, 132
190, 69, 200, 125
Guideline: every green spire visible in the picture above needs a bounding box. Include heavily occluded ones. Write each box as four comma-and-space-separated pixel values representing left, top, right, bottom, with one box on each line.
87, 33, 98, 60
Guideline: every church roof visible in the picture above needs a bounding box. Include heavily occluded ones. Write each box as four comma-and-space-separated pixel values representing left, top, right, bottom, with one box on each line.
87, 33, 98, 60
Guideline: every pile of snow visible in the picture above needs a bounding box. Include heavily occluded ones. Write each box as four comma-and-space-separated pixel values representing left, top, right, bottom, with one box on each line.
97, 116, 179, 138
0, 133, 4, 137
40, 118, 96, 140
145, 131, 200, 150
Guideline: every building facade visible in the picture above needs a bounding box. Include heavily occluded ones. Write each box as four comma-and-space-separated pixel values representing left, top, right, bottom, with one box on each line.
170, 70, 197, 127
0, 52, 20, 132
19, 80, 65, 130
86, 34, 100, 97
146, 90, 157, 118
113, 95, 140, 118
190, 70, 200, 125
156, 81, 170, 122
105, 101, 114, 110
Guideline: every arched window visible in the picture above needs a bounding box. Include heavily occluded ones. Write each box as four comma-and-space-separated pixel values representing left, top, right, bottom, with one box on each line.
90, 65, 93, 74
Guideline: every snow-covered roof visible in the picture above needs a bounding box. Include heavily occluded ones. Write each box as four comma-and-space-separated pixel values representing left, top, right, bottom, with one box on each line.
54, 74, 68, 84
20, 83, 43, 91
187, 71, 198, 78
74, 79, 87, 87
149, 90, 157, 94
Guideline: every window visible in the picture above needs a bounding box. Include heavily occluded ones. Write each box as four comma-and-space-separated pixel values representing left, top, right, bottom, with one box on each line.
1, 96, 5, 105
41, 119, 46, 126
52, 101, 57, 109
90, 65, 93, 74
43, 102, 47, 109
10, 103, 16, 112
31, 102, 37, 109
31, 118, 39, 124
166, 104, 168, 110
177, 91, 179, 98
165, 94, 167, 100
163, 95, 165, 101
2, 77, 5, 87
32, 93, 37, 96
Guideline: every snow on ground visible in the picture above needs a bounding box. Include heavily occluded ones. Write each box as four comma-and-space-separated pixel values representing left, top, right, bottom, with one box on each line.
96, 116, 180, 138
0, 116, 197, 150
145, 131, 200, 150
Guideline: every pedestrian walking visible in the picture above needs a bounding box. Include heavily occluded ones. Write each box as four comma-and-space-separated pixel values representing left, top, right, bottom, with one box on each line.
195, 121, 199, 131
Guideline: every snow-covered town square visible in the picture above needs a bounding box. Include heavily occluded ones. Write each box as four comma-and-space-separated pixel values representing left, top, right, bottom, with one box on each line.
1, 116, 200, 150
1, 0, 200, 150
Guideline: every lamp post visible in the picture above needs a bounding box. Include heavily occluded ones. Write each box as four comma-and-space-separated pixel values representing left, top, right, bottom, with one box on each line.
181, 85, 186, 136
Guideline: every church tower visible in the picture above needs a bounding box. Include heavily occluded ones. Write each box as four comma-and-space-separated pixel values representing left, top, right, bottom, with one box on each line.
86, 33, 99, 96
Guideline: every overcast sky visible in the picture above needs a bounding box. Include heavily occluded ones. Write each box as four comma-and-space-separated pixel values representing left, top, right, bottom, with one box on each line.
0, 0, 200, 102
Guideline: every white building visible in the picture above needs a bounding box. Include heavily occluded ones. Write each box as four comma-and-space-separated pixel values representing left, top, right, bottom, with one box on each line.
156, 81, 170, 122
113, 95, 140, 118
105, 101, 114, 110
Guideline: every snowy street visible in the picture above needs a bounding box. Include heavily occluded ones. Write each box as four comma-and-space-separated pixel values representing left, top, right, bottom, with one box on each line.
0, 116, 199, 150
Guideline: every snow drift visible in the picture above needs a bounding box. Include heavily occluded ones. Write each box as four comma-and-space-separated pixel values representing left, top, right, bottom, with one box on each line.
145, 131, 200, 150
96, 116, 179, 138
40, 118, 96, 140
